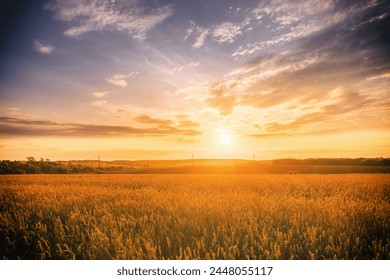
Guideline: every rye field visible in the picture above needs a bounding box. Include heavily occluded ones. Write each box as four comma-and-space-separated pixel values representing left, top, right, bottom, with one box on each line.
0, 174, 389, 260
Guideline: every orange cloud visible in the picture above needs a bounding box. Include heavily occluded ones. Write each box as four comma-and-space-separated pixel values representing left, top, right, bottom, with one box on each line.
206, 82, 237, 116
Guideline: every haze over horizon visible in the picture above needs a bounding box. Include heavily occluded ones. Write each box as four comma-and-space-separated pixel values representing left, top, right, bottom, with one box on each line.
1, 0, 389, 160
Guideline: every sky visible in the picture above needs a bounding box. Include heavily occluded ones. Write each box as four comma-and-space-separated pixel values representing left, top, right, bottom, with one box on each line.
0, 0, 389, 160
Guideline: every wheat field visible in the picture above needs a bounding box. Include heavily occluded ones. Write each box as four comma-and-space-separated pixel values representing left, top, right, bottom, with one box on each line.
0, 174, 389, 260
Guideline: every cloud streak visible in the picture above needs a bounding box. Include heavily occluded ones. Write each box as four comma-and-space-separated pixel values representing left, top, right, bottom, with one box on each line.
170, 62, 200, 73
0, 117, 201, 137
45, 0, 174, 39
134, 114, 201, 134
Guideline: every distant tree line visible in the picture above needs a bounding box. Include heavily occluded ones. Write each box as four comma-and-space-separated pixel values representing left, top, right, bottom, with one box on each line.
272, 158, 390, 166
0, 157, 95, 174
1, 157, 390, 175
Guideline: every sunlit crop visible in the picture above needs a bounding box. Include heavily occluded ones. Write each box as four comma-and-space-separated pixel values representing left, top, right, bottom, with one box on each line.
0, 174, 389, 259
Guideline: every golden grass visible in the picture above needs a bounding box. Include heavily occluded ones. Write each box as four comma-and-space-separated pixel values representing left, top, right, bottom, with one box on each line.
0, 174, 389, 259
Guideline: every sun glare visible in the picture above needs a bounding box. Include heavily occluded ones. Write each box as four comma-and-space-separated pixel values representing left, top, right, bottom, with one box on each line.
219, 133, 232, 145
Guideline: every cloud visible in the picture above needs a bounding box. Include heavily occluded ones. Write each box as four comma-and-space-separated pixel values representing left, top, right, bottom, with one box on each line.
134, 114, 201, 135
212, 22, 243, 44
170, 62, 200, 73
0, 117, 201, 137
3, 108, 38, 119
185, 19, 246, 48
254, 87, 384, 136
106, 77, 127, 87
192, 28, 210, 48
232, 22, 321, 58
177, 120, 200, 128
184, 21, 209, 48
105, 72, 138, 87
185, 3, 274, 48
233, 0, 388, 59
232, 0, 337, 58
185, 0, 332, 50
91, 91, 111, 98
184, 20, 197, 39
34, 40, 54, 54
134, 114, 173, 128
206, 82, 237, 116
45, 0, 174, 39
204, 0, 390, 136
173, 83, 210, 101
92, 100, 107, 106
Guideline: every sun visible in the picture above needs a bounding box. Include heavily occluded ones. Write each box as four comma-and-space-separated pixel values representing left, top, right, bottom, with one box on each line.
219, 133, 232, 145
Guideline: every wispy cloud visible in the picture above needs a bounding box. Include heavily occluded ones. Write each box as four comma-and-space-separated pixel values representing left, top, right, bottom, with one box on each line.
187, 23, 211, 49
192, 29, 209, 48
34, 40, 54, 54
91, 100, 107, 107
0, 117, 201, 137
253, 0, 334, 27
91, 91, 111, 98
106, 76, 127, 87
170, 62, 200, 73
105, 72, 138, 87
184, 20, 210, 48
3, 108, 36, 119
232, 0, 385, 59
45, 0, 174, 39
203, 0, 390, 136
212, 22, 243, 44
252, 87, 389, 137
185, 19, 246, 48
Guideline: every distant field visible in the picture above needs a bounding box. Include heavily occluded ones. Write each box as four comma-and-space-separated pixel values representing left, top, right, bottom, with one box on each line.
1, 174, 389, 259
2, 158, 390, 174
63, 159, 390, 174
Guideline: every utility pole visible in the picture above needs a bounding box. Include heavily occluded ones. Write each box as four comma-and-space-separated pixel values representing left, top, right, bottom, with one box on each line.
253, 153, 256, 161
98, 155, 101, 173
192, 153, 194, 166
